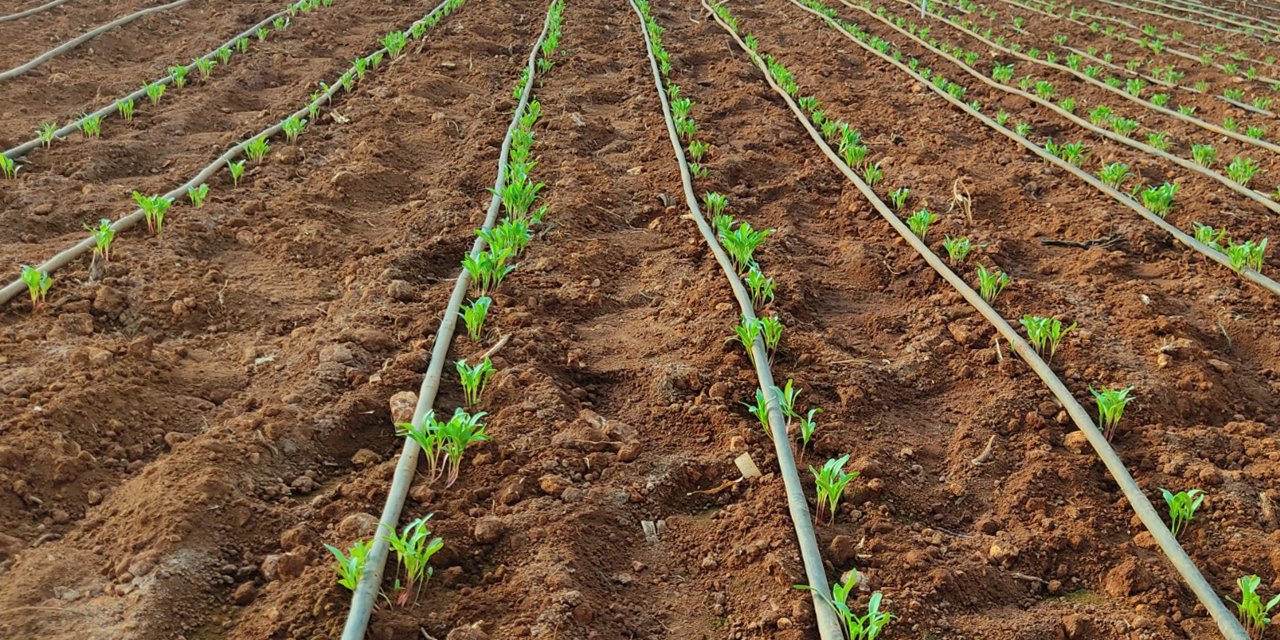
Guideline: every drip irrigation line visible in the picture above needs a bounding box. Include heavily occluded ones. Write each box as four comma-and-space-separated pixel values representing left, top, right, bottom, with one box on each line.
626, 0, 844, 637
1097, 0, 1280, 39
0, 0, 75, 23
338, 4, 554, 639
0, 0, 462, 307
886, 0, 1280, 155
1136, 0, 1280, 32
705, 4, 1251, 638
786, 0, 1280, 296
3, 1, 305, 162
835, 0, 1280, 213
0, 0, 197, 82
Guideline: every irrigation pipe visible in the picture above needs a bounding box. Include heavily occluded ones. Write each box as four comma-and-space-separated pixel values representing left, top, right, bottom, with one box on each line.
0, 0, 463, 307
338, 4, 554, 639
626, 1, 843, 637
704, 5, 1251, 638
0, 0, 197, 82
2, 0, 314, 162
1097, 0, 1280, 39
1131, 0, 1280, 32
786, 0, 1280, 296
834, 0, 1280, 213
0, 0, 74, 23
887, 0, 1280, 155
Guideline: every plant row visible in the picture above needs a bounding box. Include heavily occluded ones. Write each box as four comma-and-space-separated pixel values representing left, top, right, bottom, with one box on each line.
9, 0, 469, 311
322, 0, 565, 613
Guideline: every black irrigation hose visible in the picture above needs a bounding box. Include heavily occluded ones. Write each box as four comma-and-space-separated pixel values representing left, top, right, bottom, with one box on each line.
0, 0, 458, 306
338, 4, 554, 639
702, 4, 1252, 638
625, 0, 844, 637
787, 0, 1280, 297
0, 0, 196, 82
0, 0, 75, 23
2, 1, 301, 162
836, 0, 1280, 213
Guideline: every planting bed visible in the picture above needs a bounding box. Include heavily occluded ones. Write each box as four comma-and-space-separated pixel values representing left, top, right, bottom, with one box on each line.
1, 0, 1278, 639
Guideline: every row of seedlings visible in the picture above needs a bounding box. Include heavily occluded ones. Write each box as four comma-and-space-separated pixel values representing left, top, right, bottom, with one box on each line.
6, 0, 470, 310
1, 0, 338, 169
635, 0, 891, 637
783, 0, 1280, 294
705, 2, 1272, 637
322, 0, 566, 625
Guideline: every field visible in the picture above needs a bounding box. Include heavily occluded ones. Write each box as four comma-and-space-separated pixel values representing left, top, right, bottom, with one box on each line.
2, 0, 1279, 638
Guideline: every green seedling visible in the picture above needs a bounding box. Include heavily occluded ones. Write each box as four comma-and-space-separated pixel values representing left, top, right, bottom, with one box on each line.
169, 65, 188, 89
369, 51, 384, 67
976, 264, 1009, 303
479, 218, 533, 257
1193, 222, 1227, 251
1254, 97, 1273, 112
382, 516, 444, 606
718, 220, 773, 273
1091, 386, 1133, 441
459, 296, 491, 342
889, 187, 909, 211
145, 81, 166, 106
85, 219, 115, 263
1226, 239, 1268, 273
1226, 157, 1261, 188
862, 162, 884, 187
236, 36, 249, 54
195, 57, 216, 80
688, 140, 709, 163
745, 387, 772, 440
1033, 80, 1055, 99
1192, 144, 1217, 168
273, 15, 289, 30
188, 183, 209, 208
351, 58, 368, 81
1224, 88, 1245, 101
216, 45, 233, 65
1110, 117, 1140, 136
671, 97, 693, 119
942, 235, 971, 264
256, 26, 270, 40
797, 577, 893, 640
228, 159, 246, 186
462, 247, 516, 297
745, 267, 775, 307
20, 265, 52, 309
132, 191, 172, 234
810, 454, 858, 525
455, 357, 494, 407
734, 315, 762, 365
77, 114, 102, 138
907, 208, 937, 241
1246, 126, 1267, 140
798, 408, 819, 455
435, 408, 489, 487
493, 176, 545, 221
1229, 575, 1279, 639
1151, 93, 1169, 107
282, 115, 307, 143
1125, 77, 1145, 97
992, 62, 1015, 82
1014, 122, 1032, 137
690, 163, 708, 178
760, 315, 783, 360
117, 98, 135, 122
821, 119, 840, 142
1224, 117, 1240, 132
0, 155, 17, 179
1160, 488, 1204, 538
245, 136, 271, 162
702, 192, 728, 217
37, 122, 58, 147
1059, 97, 1076, 113
1098, 162, 1131, 189
1020, 315, 1077, 361
1146, 132, 1171, 151
323, 539, 370, 591
771, 379, 801, 427
1089, 105, 1113, 127
1139, 183, 1179, 217
675, 116, 697, 141
842, 143, 868, 169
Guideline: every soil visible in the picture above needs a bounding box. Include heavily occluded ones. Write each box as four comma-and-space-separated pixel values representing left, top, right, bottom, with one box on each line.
1, 0, 1278, 639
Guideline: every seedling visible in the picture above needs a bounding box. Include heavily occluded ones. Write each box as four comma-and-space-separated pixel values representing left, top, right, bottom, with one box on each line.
323, 539, 371, 591
236, 36, 250, 54
976, 264, 1008, 303
1229, 575, 1279, 639
1224, 117, 1240, 132
1146, 132, 1171, 151
1159, 488, 1204, 538
216, 45, 233, 65
1192, 144, 1217, 168
675, 116, 697, 141
459, 296, 491, 342
862, 162, 884, 187
1014, 122, 1032, 137
760, 315, 783, 360
942, 235, 971, 264
798, 408, 819, 455
718, 220, 773, 273
671, 97, 693, 119
906, 208, 937, 241
85, 219, 115, 262
455, 357, 494, 407
992, 62, 1015, 82
702, 192, 728, 217
734, 315, 762, 364
1033, 80, 1055, 99
282, 115, 307, 143
117, 98, 135, 122
690, 163, 708, 178
1110, 117, 1139, 136
1090, 386, 1133, 441
771, 379, 801, 426
745, 387, 772, 440
273, 15, 289, 30
1098, 162, 1131, 188
0, 155, 17, 179
1139, 183, 1179, 217
889, 187, 909, 210
1020, 315, 1077, 361
1193, 222, 1227, 251
145, 81, 166, 106
169, 65, 188, 89
435, 408, 489, 487
1125, 77, 1145, 97
228, 159, 246, 186
245, 135, 271, 162
479, 218, 533, 256
195, 57, 216, 80
188, 183, 209, 208
1226, 239, 1267, 273
21, 265, 52, 309
462, 247, 517, 296
745, 268, 775, 307
1226, 157, 1261, 188
688, 140, 709, 163
256, 26, 270, 40
132, 192, 173, 234
77, 113, 103, 138
37, 122, 58, 147
1089, 105, 1114, 127
796, 575, 892, 640
810, 454, 858, 525
382, 516, 444, 606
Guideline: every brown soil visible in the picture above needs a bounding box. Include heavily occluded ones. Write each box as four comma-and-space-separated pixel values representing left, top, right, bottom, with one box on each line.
1, 0, 1278, 639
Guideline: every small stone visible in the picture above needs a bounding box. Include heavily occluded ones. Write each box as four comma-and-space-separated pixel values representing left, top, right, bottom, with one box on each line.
389, 391, 418, 424
538, 474, 569, 497
351, 449, 381, 467
231, 582, 257, 605
261, 552, 307, 582
1063, 431, 1089, 454
319, 344, 354, 364
473, 516, 505, 544
387, 280, 416, 302
1103, 559, 1152, 597
57, 313, 94, 336
1207, 359, 1232, 374
337, 513, 379, 538
1062, 614, 1095, 639
616, 441, 641, 462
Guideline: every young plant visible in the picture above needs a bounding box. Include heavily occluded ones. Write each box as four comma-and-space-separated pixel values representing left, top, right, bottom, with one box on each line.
195, 57, 216, 80
131, 191, 172, 234
21, 265, 52, 309
862, 161, 884, 187
1226, 239, 1268, 273
459, 296, 491, 342
1110, 117, 1140, 136
236, 36, 250, 53
1098, 162, 1131, 188
718, 220, 773, 273
976, 264, 1009, 303
734, 315, 762, 365
216, 45, 233, 65
145, 81, 166, 106
1192, 144, 1217, 168
462, 247, 517, 297
85, 219, 115, 263
688, 139, 709, 163
942, 235, 971, 264
1091, 386, 1133, 441
702, 191, 728, 217
1033, 80, 1055, 99
1020, 315, 1077, 361
245, 135, 271, 162
455, 357, 494, 407
37, 122, 58, 147
745, 387, 772, 440
1226, 157, 1261, 188
435, 408, 489, 487
0, 155, 17, 179
256, 26, 270, 40
282, 115, 307, 143
760, 315, 783, 360
1159, 488, 1204, 538
1230, 575, 1279, 639
77, 113, 103, 138
1246, 126, 1267, 140
382, 516, 444, 606
889, 187, 909, 210
1146, 131, 1171, 151
228, 159, 246, 186
798, 408, 820, 456
168, 65, 189, 89
382, 30, 409, 57
1193, 222, 1227, 251
1139, 183, 1179, 217
796, 578, 893, 640
323, 539, 371, 591
745, 267, 775, 307
906, 208, 937, 241
810, 454, 858, 525
188, 183, 209, 208
117, 98, 135, 122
